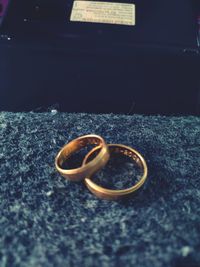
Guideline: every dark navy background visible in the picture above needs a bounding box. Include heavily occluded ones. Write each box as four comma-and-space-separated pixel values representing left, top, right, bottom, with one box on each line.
0, 0, 200, 114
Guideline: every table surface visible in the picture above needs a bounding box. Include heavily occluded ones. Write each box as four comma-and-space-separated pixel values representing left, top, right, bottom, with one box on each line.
0, 111, 200, 267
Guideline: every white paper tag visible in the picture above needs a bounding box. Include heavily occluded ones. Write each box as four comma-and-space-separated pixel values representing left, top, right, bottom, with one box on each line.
70, 1, 135, 26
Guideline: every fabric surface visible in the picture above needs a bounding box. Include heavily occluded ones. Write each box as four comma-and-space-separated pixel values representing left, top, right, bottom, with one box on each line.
0, 111, 200, 267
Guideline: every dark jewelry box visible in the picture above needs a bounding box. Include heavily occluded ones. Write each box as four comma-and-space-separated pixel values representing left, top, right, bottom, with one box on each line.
0, 0, 199, 114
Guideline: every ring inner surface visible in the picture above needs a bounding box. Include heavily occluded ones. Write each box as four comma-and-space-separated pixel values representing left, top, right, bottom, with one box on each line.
58, 136, 102, 170
86, 146, 144, 190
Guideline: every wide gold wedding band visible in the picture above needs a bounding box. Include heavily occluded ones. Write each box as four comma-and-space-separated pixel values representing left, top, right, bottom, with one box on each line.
55, 135, 148, 200
83, 144, 148, 200
55, 134, 110, 181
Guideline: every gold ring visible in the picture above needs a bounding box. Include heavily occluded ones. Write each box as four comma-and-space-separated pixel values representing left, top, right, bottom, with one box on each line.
83, 144, 148, 200
55, 134, 110, 181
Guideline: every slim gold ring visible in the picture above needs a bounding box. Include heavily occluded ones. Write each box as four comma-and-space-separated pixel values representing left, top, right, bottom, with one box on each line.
55, 134, 110, 181
83, 144, 148, 200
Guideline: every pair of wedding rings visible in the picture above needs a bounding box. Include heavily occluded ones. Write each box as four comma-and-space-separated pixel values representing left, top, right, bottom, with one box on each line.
55, 134, 148, 200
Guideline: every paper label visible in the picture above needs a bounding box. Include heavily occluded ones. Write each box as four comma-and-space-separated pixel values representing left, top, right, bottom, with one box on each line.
70, 1, 135, 26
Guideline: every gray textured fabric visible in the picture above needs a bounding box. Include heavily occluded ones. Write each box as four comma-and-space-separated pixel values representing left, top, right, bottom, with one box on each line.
0, 111, 200, 267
